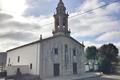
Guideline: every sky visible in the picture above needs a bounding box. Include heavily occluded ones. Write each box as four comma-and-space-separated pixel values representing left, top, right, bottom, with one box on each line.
0, 0, 120, 54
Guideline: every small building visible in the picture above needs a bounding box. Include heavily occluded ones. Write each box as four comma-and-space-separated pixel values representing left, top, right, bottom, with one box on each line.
85, 60, 98, 72
6, 0, 85, 79
0, 52, 7, 72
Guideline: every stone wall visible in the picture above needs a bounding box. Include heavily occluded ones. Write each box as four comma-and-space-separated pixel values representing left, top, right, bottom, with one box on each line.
40, 36, 85, 78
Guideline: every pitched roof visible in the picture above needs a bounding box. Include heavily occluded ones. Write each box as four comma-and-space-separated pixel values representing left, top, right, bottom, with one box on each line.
7, 35, 84, 52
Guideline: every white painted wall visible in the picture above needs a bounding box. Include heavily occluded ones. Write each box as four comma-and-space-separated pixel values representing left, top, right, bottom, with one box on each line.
6, 43, 40, 75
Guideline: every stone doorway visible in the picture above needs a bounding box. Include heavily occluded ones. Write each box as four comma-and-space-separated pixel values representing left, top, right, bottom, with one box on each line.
73, 63, 77, 74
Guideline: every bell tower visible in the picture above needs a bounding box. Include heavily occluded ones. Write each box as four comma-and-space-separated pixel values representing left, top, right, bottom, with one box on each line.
52, 0, 71, 36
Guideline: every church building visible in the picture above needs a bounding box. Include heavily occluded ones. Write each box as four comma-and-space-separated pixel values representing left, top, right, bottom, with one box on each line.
6, 0, 85, 79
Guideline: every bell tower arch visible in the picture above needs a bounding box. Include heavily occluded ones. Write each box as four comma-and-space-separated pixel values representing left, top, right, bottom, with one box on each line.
52, 0, 71, 36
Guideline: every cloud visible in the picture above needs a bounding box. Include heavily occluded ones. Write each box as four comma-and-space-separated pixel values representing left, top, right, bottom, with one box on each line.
0, 14, 39, 39
0, 12, 13, 22
0, 12, 38, 51
84, 41, 102, 48
0, 10, 54, 51
0, 31, 38, 42
96, 31, 120, 42
106, 2, 120, 14
0, 40, 26, 51
24, 0, 56, 16
1, 0, 27, 16
0, 21, 41, 31
70, 0, 120, 39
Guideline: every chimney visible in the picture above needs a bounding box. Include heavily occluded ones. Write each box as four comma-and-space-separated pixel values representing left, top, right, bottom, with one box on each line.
82, 41, 84, 45
40, 35, 42, 40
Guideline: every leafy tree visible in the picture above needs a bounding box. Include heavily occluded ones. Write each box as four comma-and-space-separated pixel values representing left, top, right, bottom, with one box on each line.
98, 43, 119, 73
85, 46, 98, 71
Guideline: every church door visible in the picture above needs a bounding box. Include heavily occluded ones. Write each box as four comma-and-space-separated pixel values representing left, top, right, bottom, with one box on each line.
73, 63, 77, 74
53, 64, 60, 76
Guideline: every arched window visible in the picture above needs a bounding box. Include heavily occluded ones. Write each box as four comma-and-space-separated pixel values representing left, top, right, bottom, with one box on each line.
65, 44, 68, 53
8, 58, 10, 63
18, 56, 20, 63
73, 48, 76, 56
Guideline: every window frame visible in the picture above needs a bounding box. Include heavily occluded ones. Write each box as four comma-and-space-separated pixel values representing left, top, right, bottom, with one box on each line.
18, 56, 20, 63
30, 63, 32, 69
54, 48, 58, 55
73, 48, 76, 56
65, 44, 68, 53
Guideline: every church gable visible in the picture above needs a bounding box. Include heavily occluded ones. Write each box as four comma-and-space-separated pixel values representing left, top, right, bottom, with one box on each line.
41, 35, 84, 48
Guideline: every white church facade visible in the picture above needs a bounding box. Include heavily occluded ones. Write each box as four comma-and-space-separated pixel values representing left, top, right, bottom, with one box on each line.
6, 0, 85, 79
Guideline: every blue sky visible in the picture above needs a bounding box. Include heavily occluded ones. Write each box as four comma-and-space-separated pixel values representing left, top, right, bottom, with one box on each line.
0, 0, 120, 54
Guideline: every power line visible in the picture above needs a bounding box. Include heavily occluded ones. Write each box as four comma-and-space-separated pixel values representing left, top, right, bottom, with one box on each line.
69, 0, 120, 19
40, 0, 120, 27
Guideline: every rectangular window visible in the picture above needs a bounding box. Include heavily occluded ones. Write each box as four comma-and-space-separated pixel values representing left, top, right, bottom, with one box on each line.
54, 48, 58, 55
18, 56, 20, 63
30, 63, 32, 69
73, 49, 76, 56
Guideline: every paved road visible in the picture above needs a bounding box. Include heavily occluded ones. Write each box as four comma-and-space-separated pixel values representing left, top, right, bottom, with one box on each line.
1, 74, 120, 80
81, 77, 119, 80
101, 78, 118, 80
78, 74, 120, 80
101, 74, 120, 80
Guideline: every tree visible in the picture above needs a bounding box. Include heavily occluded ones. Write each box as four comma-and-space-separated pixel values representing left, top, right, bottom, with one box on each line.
98, 43, 119, 73
85, 46, 98, 71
